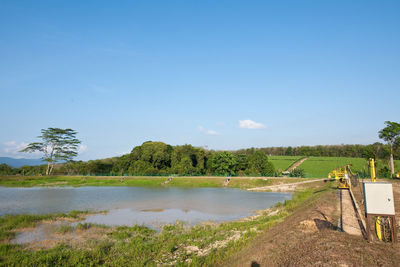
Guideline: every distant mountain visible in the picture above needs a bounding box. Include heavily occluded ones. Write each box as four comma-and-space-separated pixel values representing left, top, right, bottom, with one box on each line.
0, 157, 44, 168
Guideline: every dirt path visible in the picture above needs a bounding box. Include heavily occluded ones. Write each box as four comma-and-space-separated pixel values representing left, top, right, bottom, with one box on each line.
286, 157, 308, 172
248, 178, 328, 192
222, 188, 400, 266
340, 189, 362, 236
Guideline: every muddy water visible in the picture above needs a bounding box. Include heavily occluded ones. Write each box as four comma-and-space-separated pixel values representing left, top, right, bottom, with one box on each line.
0, 186, 291, 227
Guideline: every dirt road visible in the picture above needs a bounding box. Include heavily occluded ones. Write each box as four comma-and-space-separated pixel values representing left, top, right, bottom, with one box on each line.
286, 157, 308, 172
340, 189, 362, 236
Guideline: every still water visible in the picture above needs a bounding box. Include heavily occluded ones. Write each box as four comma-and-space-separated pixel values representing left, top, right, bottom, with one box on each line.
0, 186, 291, 227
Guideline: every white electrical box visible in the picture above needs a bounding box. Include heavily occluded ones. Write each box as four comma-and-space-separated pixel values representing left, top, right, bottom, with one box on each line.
363, 182, 395, 215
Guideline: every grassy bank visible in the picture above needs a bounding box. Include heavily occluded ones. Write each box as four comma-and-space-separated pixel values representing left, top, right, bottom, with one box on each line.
0, 175, 305, 189
0, 182, 334, 266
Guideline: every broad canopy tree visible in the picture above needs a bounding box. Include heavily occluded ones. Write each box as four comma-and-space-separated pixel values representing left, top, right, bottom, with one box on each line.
21, 128, 81, 175
378, 121, 400, 176
210, 151, 236, 176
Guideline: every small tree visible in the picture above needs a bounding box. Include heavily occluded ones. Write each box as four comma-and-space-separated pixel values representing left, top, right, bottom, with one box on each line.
21, 128, 81, 175
378, 121, 400, 176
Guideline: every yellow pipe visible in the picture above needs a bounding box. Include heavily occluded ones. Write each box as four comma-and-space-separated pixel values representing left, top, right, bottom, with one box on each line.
369, 158, 376, 182
376, 217, 382, 241
369, 158, 382, 240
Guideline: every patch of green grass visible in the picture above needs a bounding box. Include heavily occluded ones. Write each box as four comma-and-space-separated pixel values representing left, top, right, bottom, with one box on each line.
108, 225, 155, 240
0, 176, 168, 188
56, 225, 75, 234
76, 223, 109, 230
300, 157, 368, 178
0, 214, 54, 236
124, 177, 167, 187
0, 175, 311, 190
67, 210, 89, 218
0, 210, 101, 244
377, 159, 400, 173
268, 156, 304, 171
228, 177, 304, 189
0, 183, 333, 266
168, 178, 225, 188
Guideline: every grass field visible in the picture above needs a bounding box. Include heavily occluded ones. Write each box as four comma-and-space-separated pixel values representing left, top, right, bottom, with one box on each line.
299, 157, 369, 178
0, 176, 306, 189
268, 156, 303, 171
0, 156, 396, 185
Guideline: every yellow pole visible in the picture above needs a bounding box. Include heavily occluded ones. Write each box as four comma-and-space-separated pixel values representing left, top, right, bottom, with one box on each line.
376, 217, 382, 241
369, 158, 382, 240
369, 158, 376, 182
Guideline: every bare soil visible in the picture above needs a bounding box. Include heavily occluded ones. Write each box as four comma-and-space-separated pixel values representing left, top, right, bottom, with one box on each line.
222, 186, 400, 267
248, 179, 328, 192
340, 189, 362, 236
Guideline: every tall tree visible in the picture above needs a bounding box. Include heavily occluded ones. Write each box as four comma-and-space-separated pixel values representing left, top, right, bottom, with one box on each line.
247, 151, 275, 176
378, 121, 400, 176
21, 128, 81, 175
211, 151, 236, 175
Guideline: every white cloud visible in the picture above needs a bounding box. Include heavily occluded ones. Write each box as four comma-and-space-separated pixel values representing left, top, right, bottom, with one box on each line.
1, 141, 88, 158
3, 141, 28, 153
4, 141, 16, 146
238, 119, 266, 130
206, 130, 219, 135
198, 126, 220, 136
1, 141, 39, 158
78, 144, 88, 154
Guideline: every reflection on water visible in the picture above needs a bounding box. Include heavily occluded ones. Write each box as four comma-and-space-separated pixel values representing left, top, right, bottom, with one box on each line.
11, 221, 68, 244
0, 186, 291, 227
81, 208, 250, 229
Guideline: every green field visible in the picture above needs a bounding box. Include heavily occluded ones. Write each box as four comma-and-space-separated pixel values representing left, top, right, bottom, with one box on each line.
299, 157, 368, 178
268, 156, 303, 171
0, 176, 306, 189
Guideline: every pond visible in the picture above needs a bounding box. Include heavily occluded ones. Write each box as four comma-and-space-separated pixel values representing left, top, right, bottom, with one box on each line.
0, 186, 291, 228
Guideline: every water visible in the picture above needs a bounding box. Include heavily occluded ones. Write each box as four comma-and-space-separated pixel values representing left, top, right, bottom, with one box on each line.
0, 186, 291, 227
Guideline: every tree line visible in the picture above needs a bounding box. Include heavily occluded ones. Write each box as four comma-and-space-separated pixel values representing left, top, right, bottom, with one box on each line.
0, 141, 275, 177
1, 121, 399, 177
238, 142, 399, 159
1, 141, 399, 177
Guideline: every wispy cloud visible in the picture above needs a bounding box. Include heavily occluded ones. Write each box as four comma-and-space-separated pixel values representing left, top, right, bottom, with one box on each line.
198, 126, 220, 136
78, 144, 88, 154
238, 119, 266, 130
3, 141, 28, 153
1, 141, 88, 158
1, 141, 39, 159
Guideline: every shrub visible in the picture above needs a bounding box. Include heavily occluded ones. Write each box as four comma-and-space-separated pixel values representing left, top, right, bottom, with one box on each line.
290, 168, 305, 178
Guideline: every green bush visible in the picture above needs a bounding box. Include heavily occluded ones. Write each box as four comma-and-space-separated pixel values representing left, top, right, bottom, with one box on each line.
290, 168, 305, 177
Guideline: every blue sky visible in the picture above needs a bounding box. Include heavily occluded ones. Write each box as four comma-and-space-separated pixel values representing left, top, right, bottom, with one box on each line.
1, 0, 399, 160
